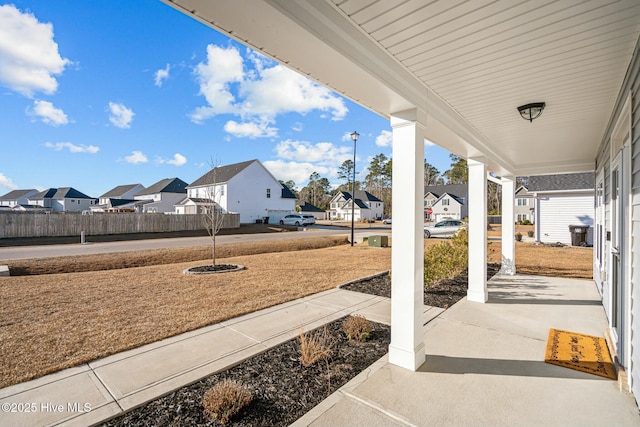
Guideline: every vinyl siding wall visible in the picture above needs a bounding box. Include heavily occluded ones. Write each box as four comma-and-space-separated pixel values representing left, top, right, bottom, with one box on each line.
596, 36, 640, 401
536, 194, 594, 245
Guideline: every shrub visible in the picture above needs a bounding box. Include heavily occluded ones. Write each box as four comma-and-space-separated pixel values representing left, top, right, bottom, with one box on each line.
423, 228, 468, 287
521, 219, 532, 225
298, 326, 333, 367
202, 379, 253, 425
342, 315, 372, 342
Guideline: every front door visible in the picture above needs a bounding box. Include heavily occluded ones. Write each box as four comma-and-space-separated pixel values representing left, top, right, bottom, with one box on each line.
610, 147, 628, 366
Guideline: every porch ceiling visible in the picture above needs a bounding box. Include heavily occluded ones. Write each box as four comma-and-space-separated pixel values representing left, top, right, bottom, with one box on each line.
162, 0, 640, 176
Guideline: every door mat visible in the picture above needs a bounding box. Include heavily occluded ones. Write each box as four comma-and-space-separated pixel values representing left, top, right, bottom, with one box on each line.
544, 328, 616, 380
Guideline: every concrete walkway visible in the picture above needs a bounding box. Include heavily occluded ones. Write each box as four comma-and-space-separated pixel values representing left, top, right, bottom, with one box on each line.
2, 274, 639, 426
0, 281, 441, 427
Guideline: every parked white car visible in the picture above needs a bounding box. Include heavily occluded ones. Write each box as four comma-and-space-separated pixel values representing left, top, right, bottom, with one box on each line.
424, 219, 465, 238
301, 214, 316, 225
280, 214, 315, 226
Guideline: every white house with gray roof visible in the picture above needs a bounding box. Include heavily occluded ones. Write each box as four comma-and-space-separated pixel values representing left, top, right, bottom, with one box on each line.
28, 188, 97, 212
529, 173, 595, 245
0, 189, 39, 209
328, 190, 383, 221
177, 159, 296, 223
134, 178, 187, 213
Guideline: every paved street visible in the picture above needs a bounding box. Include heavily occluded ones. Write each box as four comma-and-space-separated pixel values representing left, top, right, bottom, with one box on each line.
0, 226, 391, 261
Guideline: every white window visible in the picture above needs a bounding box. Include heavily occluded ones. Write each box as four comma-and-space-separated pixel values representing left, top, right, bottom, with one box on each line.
517, 214, 529, 222
516, 198, 528, 206
442, 199, 450, 206
425, 200, 433, 207
266, 188, 271, 198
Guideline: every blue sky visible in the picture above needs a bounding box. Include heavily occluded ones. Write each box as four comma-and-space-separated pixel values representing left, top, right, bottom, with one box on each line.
0, 0, 453, 198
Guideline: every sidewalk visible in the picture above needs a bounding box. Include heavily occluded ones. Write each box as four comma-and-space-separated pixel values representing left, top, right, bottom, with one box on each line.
0, 279, 441, 427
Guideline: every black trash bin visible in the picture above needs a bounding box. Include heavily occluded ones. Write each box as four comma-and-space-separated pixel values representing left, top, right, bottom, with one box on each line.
263, 216, 269, 224
569, 225, 587, 246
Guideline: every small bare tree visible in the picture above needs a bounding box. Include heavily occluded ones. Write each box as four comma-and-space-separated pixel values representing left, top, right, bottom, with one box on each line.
202, 160, 226, 266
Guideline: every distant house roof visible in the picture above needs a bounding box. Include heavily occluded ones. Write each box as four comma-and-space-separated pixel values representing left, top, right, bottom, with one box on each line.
136, 178, 188, 196
299, 202, 324, 213
281, 183, 297, 199
424, 183, 468, 199
100, 184, 144, 198
30, 187, 94, 199
189, 159, 256, 188
341, 190, 382, 203
515, 185, 530, 196
528, 173, 594, 192
0, 189, 38, 200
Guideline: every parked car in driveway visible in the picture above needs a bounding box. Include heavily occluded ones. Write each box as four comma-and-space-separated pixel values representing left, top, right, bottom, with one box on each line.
301, 214, 316, 225
382, 217, 392, 224
280, 214, 314, 226
424, 219, 465, 238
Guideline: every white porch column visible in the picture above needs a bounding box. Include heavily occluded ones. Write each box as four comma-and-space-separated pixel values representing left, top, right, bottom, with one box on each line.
467, 158, 488, 303
389, 108, 426, 371
501, 176, 516, 275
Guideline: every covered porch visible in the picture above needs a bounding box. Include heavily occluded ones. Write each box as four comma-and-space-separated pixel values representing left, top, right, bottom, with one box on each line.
294, 274, 640, 426
161, 0, 640, 412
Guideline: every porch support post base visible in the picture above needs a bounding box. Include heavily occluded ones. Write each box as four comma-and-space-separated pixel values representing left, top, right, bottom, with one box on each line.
388, 108, 426, 371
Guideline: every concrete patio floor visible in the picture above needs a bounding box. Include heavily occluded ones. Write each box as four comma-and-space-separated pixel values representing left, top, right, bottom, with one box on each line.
295, 274, 640, 427
1, 273, 638, 426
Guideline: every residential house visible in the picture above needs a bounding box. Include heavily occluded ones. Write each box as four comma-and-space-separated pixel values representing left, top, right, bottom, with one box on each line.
298, 202, 326, 220
514, 185, 534, 223
529, 173, 595, 246
95, 184, 146, 212
162, 1, 640, 410
0, 189, 38, 209
327, 190, 383, 221
28, 187, 97, 212
424, 184, 468, 222
177, 159, 296, 223
135, 178, 187, 213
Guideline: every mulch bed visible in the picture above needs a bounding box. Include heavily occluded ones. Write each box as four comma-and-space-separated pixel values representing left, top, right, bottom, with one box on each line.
100, 319, 390, 427
342, 263, 502, 308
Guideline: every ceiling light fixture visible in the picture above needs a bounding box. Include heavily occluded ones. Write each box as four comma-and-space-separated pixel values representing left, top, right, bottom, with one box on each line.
517, 102, 546, 122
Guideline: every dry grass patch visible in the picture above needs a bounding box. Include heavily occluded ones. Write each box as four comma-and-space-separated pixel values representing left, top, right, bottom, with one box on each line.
202, 379, 253, 425
6, 236, 347, 275
488, 242, 592, 279
0, 244, 390, 388
298, 326, 333, 367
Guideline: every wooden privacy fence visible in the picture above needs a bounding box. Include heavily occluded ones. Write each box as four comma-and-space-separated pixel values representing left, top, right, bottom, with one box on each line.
0, 212, 240, 239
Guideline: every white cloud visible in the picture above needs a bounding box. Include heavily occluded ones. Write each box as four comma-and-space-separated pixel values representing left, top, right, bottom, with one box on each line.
124, 151, 148, 164
375, 130, 392, 147
263, 160, 333, 185
292, 122, 303, 132
0, 4, 70, 97
190, 44, 243, 122
156, 153, 187, 166
28, 100, 68, 126
108, 102, 135, 129
274, 139, 352, 165
224, 119, 277, 138
45, 142, 99, 153
191, 44, 348, 133
239, 64, 348, 120
0, 172, 17, 190
154, 64, 170, 87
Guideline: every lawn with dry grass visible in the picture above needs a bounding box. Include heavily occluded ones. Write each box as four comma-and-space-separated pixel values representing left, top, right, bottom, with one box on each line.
0, 241, 390, 388
0, 235, 593, 389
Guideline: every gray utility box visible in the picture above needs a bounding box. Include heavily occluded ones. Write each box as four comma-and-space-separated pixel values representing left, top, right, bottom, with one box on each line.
368, 235, 389, 247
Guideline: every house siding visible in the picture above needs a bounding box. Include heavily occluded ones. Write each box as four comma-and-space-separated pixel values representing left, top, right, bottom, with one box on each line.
595, 36, 640, 400
631, 54, 640, 400
537, 194, 594, 245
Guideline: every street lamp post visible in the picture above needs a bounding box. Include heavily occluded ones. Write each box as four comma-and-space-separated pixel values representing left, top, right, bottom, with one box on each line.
350, 131, 359, 247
